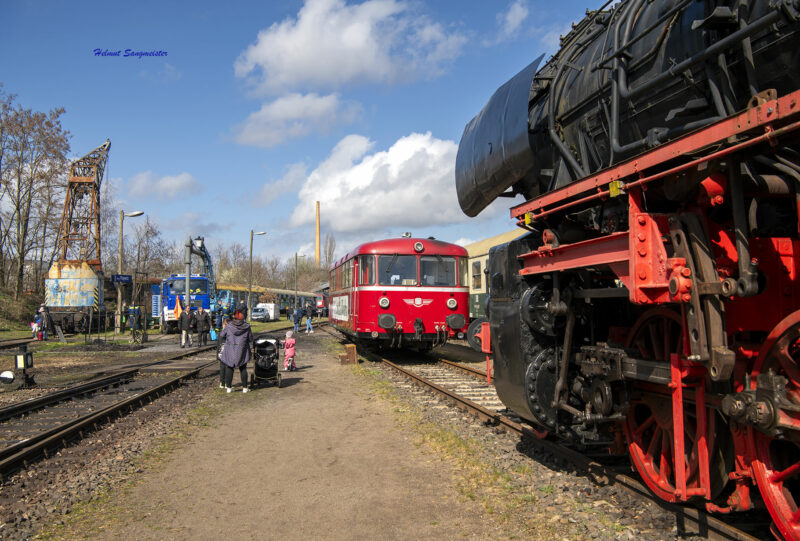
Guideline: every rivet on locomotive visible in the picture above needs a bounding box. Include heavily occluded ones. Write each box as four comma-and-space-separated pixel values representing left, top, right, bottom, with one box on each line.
456, 0, 800, 537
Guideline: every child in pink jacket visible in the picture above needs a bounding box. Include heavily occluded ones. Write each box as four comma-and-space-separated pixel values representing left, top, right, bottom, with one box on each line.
283, 330, 296, 371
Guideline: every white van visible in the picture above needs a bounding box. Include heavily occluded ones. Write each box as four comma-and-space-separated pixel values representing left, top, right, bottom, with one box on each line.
252, 303, 279, 321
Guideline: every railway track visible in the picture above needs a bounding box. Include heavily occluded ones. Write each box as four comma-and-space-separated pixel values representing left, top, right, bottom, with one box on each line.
0, 337, 43, 350
0, 323, 301, 479
0, 344, 217, 479
326, 328, 768, 540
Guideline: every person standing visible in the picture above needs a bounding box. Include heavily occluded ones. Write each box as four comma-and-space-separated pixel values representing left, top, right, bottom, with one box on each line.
282, 330, 296, 371
195, 305, 211, 346
219, 308, 253, 393
179, 307, 194, 348
215, 304, 224, 330
236, 300, 248, 321
292, 305, 302, 333
38, 305, 49, 340
304, 302, 314, 334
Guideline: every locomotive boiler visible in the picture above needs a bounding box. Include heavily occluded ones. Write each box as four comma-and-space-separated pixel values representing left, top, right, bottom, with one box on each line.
456, 0, 800, 537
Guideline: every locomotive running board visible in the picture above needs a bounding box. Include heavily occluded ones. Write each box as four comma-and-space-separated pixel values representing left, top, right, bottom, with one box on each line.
512, 88, 800, 224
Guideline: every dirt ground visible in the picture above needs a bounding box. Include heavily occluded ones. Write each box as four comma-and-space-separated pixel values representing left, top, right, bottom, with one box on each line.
90, 332, 498, 540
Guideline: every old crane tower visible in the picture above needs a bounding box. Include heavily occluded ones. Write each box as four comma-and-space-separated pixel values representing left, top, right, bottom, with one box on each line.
44, 140, 111, 333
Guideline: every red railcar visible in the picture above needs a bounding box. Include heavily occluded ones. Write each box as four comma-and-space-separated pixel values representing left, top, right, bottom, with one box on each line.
329, 236, 469, 349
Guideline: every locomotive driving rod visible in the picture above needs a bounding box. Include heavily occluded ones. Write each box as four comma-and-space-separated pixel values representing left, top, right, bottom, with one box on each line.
551, 310, 575, 410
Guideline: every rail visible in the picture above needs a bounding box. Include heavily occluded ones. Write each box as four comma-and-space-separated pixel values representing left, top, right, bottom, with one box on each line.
0, 348, 217, 479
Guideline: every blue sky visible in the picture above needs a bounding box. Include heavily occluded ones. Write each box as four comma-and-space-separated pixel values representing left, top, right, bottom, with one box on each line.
2, 0, 601, 262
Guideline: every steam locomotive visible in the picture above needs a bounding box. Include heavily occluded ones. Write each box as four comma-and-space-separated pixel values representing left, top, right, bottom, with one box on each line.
456, 0, 800, 537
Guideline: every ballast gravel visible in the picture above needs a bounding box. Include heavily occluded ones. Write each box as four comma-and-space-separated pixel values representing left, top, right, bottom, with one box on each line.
372, 360, 701, 540
0, 374, 217, 540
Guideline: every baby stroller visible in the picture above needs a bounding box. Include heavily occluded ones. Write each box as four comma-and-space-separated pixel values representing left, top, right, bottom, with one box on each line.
249, 333, 282, 388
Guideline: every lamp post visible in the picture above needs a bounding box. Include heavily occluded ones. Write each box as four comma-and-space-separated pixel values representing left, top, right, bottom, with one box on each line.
248, 230, 266, 321
116, 210, 144, 334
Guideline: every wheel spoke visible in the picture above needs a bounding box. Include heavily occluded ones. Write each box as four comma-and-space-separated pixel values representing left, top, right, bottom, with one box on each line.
634, 336, 650, 359
770, 460, 800, 485
659, 437, 669, 484
635, 414, 656, 438
648, 426, 662, 461
648, 323, 663, 362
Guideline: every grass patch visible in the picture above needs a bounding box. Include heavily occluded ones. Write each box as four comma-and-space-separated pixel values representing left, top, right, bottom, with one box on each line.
249, 317, 328, 334
0, 288, 42, 332
347, 363, 611, 539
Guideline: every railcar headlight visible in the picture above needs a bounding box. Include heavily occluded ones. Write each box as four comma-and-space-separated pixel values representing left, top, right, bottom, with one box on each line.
379, 296, 390, 308
414, 242, 424, 252
446, 298, 457, 309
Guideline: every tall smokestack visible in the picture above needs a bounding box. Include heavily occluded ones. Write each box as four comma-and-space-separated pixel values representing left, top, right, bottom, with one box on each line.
315, 201, 320, 267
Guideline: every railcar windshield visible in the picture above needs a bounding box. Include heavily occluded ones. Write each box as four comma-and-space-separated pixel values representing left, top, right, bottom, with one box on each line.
420, 256, 456, 286
168, 278, 208, 295
378, 254, 417, 286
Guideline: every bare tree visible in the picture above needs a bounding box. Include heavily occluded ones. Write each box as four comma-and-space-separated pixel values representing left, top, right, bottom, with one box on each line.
130, 217, 171, 278
99, 176, 120, 274
323, 233, 336, 269
2, 105, 69, 298
0, 88, 17, 288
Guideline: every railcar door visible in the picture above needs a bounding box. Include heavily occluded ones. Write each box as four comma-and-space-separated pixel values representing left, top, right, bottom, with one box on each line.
351, 259, 359, 328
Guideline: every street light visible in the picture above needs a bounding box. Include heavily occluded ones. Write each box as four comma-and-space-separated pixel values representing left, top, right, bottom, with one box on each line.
116, 210, 144, 334
248, 230, 267, 321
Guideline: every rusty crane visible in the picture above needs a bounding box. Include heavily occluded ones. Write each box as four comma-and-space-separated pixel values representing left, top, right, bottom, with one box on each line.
44, 140, 111, 333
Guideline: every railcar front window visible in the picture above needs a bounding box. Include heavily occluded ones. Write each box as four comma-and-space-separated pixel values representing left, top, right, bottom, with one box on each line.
420, 256, 456, 286
378, 254, 417, 286
168, 279, 208, 295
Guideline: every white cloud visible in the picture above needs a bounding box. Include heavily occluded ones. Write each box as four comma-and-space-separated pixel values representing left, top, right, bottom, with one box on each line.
499, 0, 528, 36
234, 0, 466, 93
288, 132, 472, 233
127, 171, 201, 199
539, 23, 570, 52
484, 0, 529, 45
235, 93, 360, 148
256, 162, 308, 206
453, 237, 476, 247
139, 62, 182, 83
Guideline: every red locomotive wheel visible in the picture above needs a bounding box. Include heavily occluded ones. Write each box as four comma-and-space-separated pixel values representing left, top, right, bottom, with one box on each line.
751, 311, 800, 541
623, 310, 721, 502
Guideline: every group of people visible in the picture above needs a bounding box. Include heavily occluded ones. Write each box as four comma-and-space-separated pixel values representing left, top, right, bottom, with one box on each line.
290, 303, 315, 334
30, 305, 49, 341
216, 302, 300, 394
177, 305, 213, 348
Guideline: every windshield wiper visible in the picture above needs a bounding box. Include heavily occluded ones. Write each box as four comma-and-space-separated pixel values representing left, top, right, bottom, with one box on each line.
385, 253, 398, 275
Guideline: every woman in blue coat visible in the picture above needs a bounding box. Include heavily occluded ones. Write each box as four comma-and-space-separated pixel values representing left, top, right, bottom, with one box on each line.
219, 308, 254, 393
